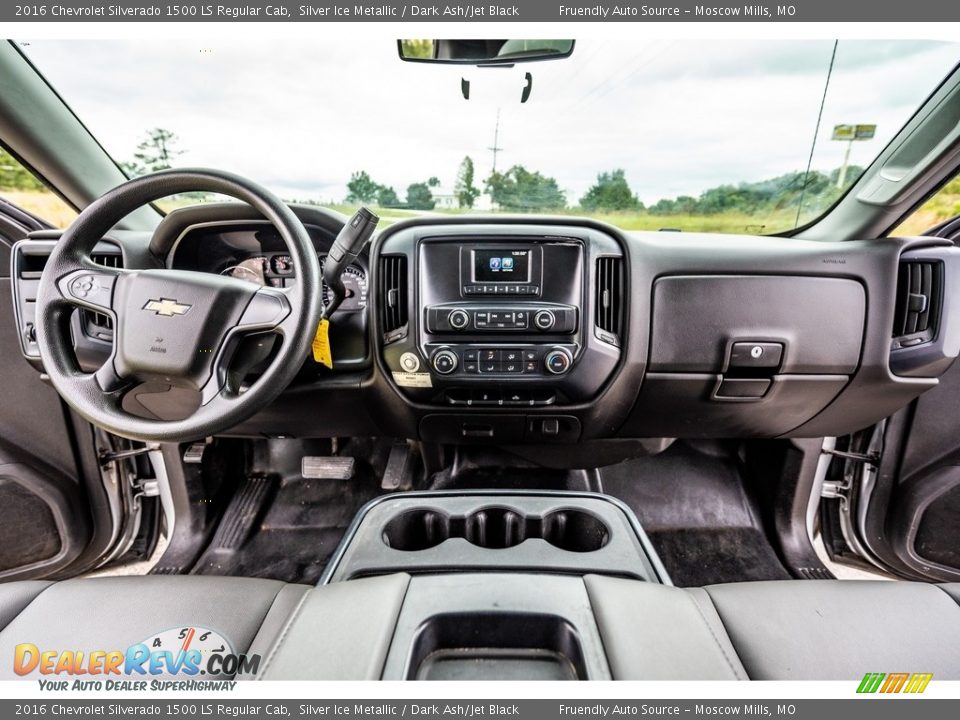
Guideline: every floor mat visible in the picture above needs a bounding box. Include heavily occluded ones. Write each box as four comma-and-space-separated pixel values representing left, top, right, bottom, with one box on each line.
599, 441, 791, 586
190, 439, 389, 584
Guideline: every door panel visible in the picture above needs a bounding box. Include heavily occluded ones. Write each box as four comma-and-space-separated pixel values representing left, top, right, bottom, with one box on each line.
848, 212, 960, 581
0, 207, 97, 579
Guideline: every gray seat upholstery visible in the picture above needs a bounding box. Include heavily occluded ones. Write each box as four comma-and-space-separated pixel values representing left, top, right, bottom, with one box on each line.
1, 573, 958, 681
0, 573, 411, 681
0, 575, 308, 680
584, 576, 960, 680
702, 580, 960, 680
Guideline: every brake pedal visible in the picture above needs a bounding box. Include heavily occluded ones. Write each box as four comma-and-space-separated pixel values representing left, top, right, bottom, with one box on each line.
301, 456, 355, 480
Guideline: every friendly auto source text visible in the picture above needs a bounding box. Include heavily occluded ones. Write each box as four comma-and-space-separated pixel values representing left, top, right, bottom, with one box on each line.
558, 5, 796, 17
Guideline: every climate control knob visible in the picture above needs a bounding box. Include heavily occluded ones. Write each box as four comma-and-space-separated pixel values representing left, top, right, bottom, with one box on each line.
448, 309, 470, 330
534, 310, 556, 331
432, 349, 459, 375
544, 348, 573, 375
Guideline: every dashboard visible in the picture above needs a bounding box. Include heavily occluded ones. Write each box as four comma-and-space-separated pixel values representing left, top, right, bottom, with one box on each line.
10, 203, 960, 462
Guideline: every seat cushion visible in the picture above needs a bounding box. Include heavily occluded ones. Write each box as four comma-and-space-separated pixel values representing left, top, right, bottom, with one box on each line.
585, 576, 960, 680
0, 575, 301, 680
1, 574, 957, 681
249, 572, 410, 680
584, 575, 747, 679
702, 580, 960, 680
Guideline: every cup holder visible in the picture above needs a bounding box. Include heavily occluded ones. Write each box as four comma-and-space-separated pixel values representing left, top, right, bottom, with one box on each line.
382, 506, 610, 554
542, 509, 610, 553
382, 509, 451, 551
465, 507, 527, 549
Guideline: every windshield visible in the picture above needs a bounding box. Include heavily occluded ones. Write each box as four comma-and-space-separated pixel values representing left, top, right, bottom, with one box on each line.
16, 38, 960, 234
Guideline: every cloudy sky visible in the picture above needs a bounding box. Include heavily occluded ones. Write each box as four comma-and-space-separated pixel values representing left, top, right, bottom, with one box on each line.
19, 38, 960, 205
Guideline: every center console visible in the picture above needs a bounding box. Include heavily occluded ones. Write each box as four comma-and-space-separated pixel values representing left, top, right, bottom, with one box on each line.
311, 490, 666, 680
375, 223, 625, 445
321, 491, 666, 583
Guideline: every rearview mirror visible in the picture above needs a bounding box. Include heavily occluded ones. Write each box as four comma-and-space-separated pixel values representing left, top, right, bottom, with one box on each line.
398, 39, 575, 66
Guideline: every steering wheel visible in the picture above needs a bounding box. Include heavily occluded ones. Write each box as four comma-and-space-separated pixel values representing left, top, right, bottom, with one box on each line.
35, 169, 322, 442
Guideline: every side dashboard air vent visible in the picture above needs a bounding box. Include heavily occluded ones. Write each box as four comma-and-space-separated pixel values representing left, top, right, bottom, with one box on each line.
86, 252, 123, 332
595, 256, 624, 346
892, 260, 942, 347
379, 255, 408, 340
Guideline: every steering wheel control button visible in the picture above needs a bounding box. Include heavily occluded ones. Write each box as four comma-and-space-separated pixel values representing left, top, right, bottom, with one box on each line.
545, 348, 573, 375
63, 272, 115, 310
399, 352, 421, 372
70, 275, 98, 298
730, 342, 784, 369
448, 309, 470, 330
432, 349, 458, 375
534, 309, 556, 331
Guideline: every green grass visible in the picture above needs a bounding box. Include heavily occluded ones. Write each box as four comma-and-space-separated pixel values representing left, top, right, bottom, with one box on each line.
892, 177, 960, 236
7, 186, 960, 236
333, 204, 805, 234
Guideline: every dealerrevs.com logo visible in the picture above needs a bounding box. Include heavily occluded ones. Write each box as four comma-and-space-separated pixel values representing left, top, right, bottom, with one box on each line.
13, 626, 260, 686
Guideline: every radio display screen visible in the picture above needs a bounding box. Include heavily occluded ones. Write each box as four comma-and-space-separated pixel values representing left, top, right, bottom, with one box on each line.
472, 248, 531, 283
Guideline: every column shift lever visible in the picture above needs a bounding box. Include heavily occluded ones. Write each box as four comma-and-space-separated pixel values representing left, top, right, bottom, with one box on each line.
321, 207, 379, 319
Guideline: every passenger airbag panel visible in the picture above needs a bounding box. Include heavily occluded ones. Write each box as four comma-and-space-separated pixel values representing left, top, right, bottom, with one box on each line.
649, 275, 866, 374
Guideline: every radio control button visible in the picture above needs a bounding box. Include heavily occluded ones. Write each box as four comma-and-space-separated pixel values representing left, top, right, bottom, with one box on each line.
534, 310, 556, 331
448, 309, 470, 330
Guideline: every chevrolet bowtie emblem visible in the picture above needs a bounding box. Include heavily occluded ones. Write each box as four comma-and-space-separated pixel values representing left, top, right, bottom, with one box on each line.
143, 298, 192, 317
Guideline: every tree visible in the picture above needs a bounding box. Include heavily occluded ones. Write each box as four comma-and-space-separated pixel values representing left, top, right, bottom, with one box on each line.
124, 128, 183, 177
399, 39, 433, 60
406, 182, 436, 210
376, 185, 401, 207
485, 165, 565, 211
580, 169, 642, 212
454, 156, 481, 209
346, 171, 381, 204
0, 148, 44, 191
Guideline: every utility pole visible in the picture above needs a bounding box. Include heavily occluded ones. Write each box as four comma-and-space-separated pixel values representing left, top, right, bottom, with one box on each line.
488, 108, 504, 174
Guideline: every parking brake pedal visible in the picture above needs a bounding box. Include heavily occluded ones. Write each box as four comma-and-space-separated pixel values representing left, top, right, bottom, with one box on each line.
381, 442, 416, 491
301, 456, 355, 480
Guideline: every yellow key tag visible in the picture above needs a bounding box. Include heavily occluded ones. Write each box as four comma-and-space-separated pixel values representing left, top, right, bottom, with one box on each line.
312, 318, 333, 369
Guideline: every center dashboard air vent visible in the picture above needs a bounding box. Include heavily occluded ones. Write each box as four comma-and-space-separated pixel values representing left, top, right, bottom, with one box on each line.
595, 256, 624, 346
379, 255, 408, 341
892, 259, 942, 349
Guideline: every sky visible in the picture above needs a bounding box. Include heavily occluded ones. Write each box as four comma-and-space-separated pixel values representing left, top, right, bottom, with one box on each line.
18, 38, 960, 206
